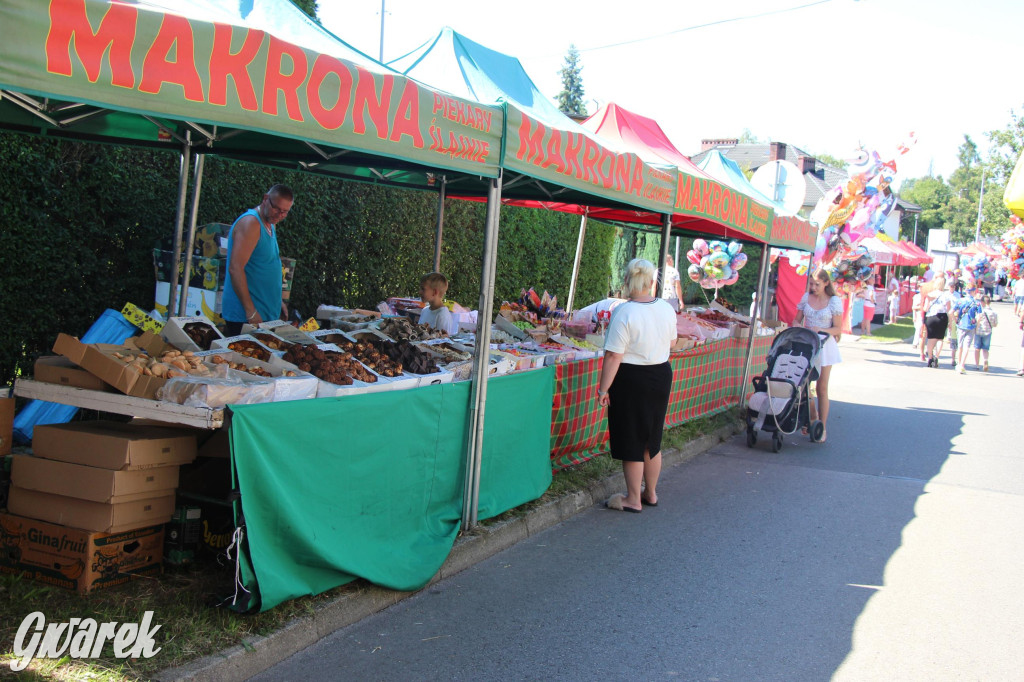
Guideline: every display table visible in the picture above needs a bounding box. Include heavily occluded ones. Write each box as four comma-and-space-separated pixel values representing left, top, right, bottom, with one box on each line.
13, 337, 772, 612
550, 336, 772, 470
13, 379, 223, 429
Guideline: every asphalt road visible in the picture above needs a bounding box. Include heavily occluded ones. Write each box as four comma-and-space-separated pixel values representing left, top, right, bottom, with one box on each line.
254, 302, 1024, 681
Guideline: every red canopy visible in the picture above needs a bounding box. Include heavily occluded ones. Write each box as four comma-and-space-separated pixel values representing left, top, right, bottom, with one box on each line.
960, 242, 1000, 257
582, 103, 704, 172
902, 241, 931, 263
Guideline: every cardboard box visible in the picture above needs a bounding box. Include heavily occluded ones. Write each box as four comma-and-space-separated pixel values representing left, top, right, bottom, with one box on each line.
154, 282, 223, 322
121, 302, 165, 334
161, 315, 224, 352
253, 320, 318, 345
196, 350, 318, 403
34, 355, 114, 392
8, 486, 175, 533
0, 395, 13, 456
53, 334, 161, 398
11, 454, 179, 502
32, 421, 197, 470
671, 337, 698, 352
0, 512, 164, 594
211, 334, 281, 360
153, 248, 222, 291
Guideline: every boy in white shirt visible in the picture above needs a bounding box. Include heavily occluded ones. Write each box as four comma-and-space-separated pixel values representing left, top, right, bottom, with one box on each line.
418, 272, 457, 335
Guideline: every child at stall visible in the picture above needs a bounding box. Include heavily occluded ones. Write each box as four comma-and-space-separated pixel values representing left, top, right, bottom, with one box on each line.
887, 288, 900, 324
418, 272, 458, 335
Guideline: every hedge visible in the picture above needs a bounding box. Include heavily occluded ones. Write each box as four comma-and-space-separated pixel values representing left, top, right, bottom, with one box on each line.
609, 228, 763, 309
0, 135, 615, 385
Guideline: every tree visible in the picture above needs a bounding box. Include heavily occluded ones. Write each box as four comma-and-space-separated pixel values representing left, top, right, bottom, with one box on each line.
986, 106, 1024, 179
898, 176, 951, 246
739, 129, 760, 144
814, 153, 848, 170
292, 0, 320, 23
943, 134, 1012, 244
557, 45, 586, 117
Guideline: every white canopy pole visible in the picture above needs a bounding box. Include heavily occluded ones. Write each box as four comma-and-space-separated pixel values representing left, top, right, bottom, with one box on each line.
433, 176, 447, 272
167, 133, 192, 315
177, 153, 206, 317
463, 172, 503, 530
739, 246, 771, 401
564, 210, 589, 313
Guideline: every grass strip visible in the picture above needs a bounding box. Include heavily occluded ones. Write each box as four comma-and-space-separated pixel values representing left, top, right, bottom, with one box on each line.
0, 410, 738, 680
864, 315, 915, 341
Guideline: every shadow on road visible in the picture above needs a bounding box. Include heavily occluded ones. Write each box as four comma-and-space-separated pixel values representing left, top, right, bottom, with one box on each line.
684, 398, 971, 679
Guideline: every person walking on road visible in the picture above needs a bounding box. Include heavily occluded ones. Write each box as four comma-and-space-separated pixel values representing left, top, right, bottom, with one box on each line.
972, 295, 998, 371
1017, 304, 1024, 376
598, 258, 677, 513
793, 269, 843, 443
955, 288, 981, 374
922, 277, 953, 368
911, 280, 927, 361
1013, 277, 1024, 318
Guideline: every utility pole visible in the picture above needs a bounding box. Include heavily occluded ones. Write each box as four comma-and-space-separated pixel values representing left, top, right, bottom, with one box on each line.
974, 167, 986, 244
913, 213, 919, 245
378, 0, 385, 62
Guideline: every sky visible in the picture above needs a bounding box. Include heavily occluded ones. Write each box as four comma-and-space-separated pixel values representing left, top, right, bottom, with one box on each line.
318, 0, 1023, 187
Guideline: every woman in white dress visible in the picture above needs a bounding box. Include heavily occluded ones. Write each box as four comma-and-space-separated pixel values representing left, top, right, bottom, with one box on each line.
793, 270, 843, 443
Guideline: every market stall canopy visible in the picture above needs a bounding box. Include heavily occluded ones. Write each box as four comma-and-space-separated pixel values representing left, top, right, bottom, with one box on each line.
959, 242, 1000, 258
389, 28, 684, 216
581, 103, 790, 245
859, 236, 898, 266
903, 241, 931, 263
1005, 152, 1024, 219
692, 149, 816, 251
0, 0, 504, 190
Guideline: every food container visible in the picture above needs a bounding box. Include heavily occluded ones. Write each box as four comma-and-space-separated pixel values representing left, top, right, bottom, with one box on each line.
161, 316, 224, 352
211, 334, 282, 361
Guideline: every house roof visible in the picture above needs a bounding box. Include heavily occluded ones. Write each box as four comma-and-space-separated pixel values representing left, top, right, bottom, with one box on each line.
690, 142, 848, 211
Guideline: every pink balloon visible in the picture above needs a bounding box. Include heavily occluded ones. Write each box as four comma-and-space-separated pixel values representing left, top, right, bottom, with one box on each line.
686, 250, 701, 265
721, 272, 740, 286
693, 238, 709, 256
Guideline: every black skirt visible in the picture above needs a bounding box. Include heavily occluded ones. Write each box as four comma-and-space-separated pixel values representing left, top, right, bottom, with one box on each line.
924, 312, 948, 340
607, 361, 672, 462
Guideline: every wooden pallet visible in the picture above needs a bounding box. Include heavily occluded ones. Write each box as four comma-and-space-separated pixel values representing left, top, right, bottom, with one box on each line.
13, 379, 223, 430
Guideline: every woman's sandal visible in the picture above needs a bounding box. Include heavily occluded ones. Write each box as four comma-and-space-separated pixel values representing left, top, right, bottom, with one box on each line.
605, 493, 641, 513
640, 493, 658, 507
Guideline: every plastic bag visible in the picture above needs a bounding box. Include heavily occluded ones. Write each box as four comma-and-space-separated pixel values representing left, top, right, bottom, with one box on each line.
158, 374, 275, 409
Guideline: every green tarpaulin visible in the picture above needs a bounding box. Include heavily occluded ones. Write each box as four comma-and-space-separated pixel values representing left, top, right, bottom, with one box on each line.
228, 368, 553, 612
0, 0, 504, 188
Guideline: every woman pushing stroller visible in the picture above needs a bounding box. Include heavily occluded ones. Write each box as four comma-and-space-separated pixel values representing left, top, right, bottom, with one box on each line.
792, 270, 843, 443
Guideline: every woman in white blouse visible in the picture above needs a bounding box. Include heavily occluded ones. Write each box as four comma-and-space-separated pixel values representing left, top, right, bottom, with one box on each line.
597, 259, 678, 513
793, 270, 843, 443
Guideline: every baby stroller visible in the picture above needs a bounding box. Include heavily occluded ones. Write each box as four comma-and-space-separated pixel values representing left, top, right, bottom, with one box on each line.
745, 327, 826, 452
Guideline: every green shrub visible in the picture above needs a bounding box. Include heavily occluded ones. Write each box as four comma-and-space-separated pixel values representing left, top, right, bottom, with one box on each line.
0, 135, 617, 385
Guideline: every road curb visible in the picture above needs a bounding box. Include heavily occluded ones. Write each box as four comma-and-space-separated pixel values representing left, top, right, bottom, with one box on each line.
156, 422, 739, 682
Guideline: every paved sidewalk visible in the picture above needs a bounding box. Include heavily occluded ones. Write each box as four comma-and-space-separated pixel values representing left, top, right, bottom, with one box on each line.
244, 300, 1024, 681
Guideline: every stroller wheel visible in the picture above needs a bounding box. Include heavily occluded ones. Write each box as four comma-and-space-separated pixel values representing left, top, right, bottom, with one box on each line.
771, 431, 783, 453
809, 420, 825, 443
745, 428, 757, 448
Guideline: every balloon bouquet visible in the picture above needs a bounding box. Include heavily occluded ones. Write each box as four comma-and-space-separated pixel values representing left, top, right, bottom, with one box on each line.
962, 254, 993, 289
809, 134, 917, 294
1000, 216, 1024, 279
824, 245, 876, 291
686, 239, 748, 293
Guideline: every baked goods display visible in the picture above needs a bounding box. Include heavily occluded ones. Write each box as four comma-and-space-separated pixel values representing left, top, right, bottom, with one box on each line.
281, 346, 377, 385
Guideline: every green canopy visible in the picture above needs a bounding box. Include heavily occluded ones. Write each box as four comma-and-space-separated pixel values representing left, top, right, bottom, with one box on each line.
0, 0, 504, 185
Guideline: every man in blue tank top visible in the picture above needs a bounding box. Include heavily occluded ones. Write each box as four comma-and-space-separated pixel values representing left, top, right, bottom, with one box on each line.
222, 185, 293, 336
